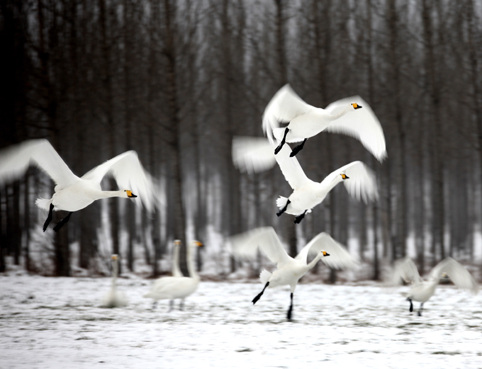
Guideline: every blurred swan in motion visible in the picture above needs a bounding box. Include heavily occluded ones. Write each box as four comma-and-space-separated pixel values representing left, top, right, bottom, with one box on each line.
229, 227, 357, 321
144, 241, 203, 311
0, 139, 155, 232
262, 84, 386, 160
233, 136, 378, 224
391, 257, 479, 316
100, 254, 127, 308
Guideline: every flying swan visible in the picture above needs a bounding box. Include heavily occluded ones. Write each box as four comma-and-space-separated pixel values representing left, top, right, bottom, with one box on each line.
100, 254, 128, 308
229, 227, 358, 321
0, 139, 155, 231
391, 257, 479, 316
232, 136, 378, 223
262, 84, 386, 160
144, 240, 203, 311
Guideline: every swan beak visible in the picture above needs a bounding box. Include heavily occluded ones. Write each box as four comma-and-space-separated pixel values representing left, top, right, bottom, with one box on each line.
125, 190, 137, 198
341, 173, 349, 180
352, 103, 362, 109
322, 251, 330, 256
111, 254, 118, 261
195, 241, 203, 247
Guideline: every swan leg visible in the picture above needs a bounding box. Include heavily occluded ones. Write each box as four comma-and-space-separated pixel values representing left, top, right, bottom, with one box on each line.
418, 303, 424, 317
276, 199, 291, 217
287, 292, 294, 321
53, 212, 73, 232
407, 298, 413, 313
290, 139, 307, 157
274, 128, 289, 155
252, 282, 269, 305
179, 299, 185, 311
43, 203, 54, 232
294, 210, 308, 224
152, 300, 158, 310
167, 300, 174, 312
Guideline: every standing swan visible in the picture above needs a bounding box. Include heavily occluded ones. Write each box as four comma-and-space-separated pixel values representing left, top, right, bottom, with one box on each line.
263, 84, 386, 160
391, 257, 479, 316
100, 254, 127, 308
0, 139, 155, 231
229, 227, 357, 321
144, 241, 203, 311
232, 136, 378, 223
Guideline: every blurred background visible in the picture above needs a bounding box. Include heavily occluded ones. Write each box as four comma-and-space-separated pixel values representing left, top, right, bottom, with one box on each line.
0, 0, 481, 280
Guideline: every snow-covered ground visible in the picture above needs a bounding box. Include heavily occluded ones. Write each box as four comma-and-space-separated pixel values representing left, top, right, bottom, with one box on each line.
1, 275, 481, 369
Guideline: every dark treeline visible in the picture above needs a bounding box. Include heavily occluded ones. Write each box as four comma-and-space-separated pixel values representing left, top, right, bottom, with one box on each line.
1, 0, 481, 280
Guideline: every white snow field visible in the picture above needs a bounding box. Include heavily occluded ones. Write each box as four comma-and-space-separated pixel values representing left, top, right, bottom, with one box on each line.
1, 275, 481, 369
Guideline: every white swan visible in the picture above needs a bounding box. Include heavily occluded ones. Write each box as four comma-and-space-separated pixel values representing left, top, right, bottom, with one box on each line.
391, 257, 479, 316
263, 84, 386, 160
0, 139, 155, 231
100, 254, 128, 308
229, 227, 357, 321
232, 136, 378, 223
144, 241, 203, 311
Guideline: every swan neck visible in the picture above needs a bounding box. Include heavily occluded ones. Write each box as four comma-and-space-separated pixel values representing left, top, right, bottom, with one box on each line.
186, 244, 199, 280
111, 259, 118, 289
172, 244, 182, 276
95, 190, 125, 200
306, 253, 324, 270
329, 105, 353, 119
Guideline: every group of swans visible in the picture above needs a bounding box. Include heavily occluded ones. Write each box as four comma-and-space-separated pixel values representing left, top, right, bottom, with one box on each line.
233, 84, 385, 224
0, 139, 155, 232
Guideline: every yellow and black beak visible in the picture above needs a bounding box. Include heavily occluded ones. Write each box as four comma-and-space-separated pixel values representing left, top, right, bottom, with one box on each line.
195, 241, 203, 247
125, 190, 137, 198
352, 103, 362, 110
322, 251, 330, 256
341, 173, 349, 180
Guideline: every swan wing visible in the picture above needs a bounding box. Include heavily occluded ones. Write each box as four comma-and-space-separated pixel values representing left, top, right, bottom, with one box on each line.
232, 136, 277, 174
390, 258, 423, 285
262, 84, 313, 144
274, 142, 310, 190
431, 257, 479, 295
325, 96, 387, 162
0, 139, 78, 188
295, 232, 358, 269
322, 161, 378, 203
229, 227, 291, 266
81, 151, 156, 211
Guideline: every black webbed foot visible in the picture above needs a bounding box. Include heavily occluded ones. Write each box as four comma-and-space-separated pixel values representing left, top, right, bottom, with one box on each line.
274, 128, 290, 155
252, 282, 269, 305
294, 210, 307, 224
289, 139, 307, 157
43, 203, 54, 232
53, 212, 73, 232
276, 199, 291, 217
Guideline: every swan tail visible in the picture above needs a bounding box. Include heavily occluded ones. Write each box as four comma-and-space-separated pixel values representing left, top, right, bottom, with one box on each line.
276, 196, 289, 210
35, 198, 52, 211
260, 269, 272, 284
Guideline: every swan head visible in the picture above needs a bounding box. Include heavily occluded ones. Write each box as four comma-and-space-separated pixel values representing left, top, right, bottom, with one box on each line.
351, 103, 362, 110
174, 239, 181, 245
193, 240, 203, 247
320, 250, 330, 257
124, 190, 137, 198
111, 254, 118, 261
340, 173, 349, 180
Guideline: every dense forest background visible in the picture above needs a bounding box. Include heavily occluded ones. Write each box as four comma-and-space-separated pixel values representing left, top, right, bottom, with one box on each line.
1, 0, 482, 281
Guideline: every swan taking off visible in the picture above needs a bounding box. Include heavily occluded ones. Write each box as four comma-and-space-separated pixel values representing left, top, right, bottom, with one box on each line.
229, 227, 357, 321
100, 254, 128, 308
391, 257, 479, 316
0, 139, 155, 232
144, 241, 203, 311
232, 136, 378, 223
262, 84, 386, 160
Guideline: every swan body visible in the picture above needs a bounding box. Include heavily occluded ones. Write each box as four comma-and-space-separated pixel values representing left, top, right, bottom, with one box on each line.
232, 136, 378, 223
392, 257, 479, 316
230, 227, 357, 320
145, 241, 203, 311
262, 84, 386, 160
100, 254, 128, 308
0, 139, 155, 231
